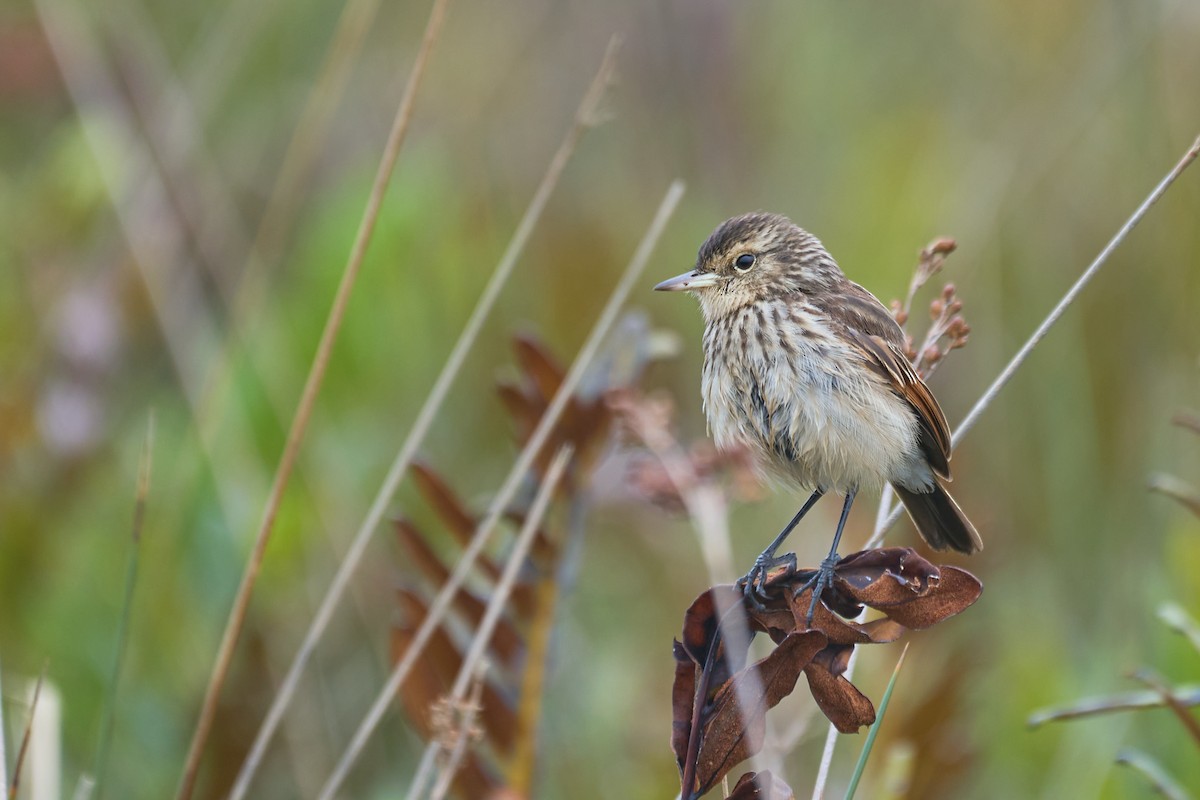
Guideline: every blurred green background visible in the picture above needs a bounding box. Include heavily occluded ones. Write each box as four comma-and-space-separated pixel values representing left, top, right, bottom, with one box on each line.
2, 0, 1199, 797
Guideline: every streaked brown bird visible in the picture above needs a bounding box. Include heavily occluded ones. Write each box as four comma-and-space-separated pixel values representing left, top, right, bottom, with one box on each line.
655, 212, 981, 615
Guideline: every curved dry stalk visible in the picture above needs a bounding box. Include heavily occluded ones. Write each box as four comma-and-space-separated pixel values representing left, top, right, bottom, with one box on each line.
807, 134, 1200, 799
404, 445, 573, 800
9, 664, 47, 800
93, 413, 155, 800
314, 180, 683, 800
226, 39, 622, 800
174, 1, 453, 796
865, 132, 1200, 550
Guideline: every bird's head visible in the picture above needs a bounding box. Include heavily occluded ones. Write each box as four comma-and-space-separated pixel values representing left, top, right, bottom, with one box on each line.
655, 212, 844, 319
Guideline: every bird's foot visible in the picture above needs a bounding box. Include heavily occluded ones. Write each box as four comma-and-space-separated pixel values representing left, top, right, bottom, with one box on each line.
739, 550, 795, 610
800, 552, 840, 628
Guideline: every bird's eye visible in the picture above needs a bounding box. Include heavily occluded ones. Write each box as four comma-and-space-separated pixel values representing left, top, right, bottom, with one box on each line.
734, 253, 756, 272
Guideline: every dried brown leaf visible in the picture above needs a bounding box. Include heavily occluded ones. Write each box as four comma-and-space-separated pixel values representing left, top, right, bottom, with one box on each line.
392, 589, 518, 755
726, 770, 796, 800
410, 462, 503, 582
393, 520, 523, 666
804, 644, 877, 734
693, 631, 828, 795
513, 334, 567, 405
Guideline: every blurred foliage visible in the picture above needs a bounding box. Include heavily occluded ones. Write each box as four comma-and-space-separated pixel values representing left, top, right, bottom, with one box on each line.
1, 0, 1199, 798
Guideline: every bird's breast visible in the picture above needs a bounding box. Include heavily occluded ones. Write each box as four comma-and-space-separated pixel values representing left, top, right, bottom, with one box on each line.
700, 301, 923, 492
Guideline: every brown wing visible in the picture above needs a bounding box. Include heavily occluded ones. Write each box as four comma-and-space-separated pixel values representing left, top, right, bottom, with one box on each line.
827, 282, 953, 478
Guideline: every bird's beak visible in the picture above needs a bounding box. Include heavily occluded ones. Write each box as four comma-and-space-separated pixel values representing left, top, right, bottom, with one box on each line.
653, 269, 721, 292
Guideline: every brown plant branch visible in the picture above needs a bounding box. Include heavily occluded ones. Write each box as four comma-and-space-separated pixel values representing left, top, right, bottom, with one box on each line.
227, 37, 623, 800
174, 0, 452, 796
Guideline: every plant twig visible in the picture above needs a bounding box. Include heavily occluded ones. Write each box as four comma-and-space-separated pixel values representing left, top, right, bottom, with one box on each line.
94, 412, 155, 799
1115, 748, 1193, 800
227, 38, 623, 800
174, 0, 452, 796
0, 656, 7, 799
9, 663, 47, 800
314, 181, 683, 800
1129, 669, 1200, 748
867, 133, 1200, 547
406, 446, 573, 800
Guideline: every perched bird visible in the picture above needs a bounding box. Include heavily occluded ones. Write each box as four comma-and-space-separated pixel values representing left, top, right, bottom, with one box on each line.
655, 212, 981, 614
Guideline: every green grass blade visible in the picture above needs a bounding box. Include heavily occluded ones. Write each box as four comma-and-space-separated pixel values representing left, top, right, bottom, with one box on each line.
845, 644, 910, 800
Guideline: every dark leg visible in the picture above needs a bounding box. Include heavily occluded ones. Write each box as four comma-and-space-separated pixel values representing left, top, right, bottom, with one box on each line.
802, 488, 857, 626
742, 489, 824, 605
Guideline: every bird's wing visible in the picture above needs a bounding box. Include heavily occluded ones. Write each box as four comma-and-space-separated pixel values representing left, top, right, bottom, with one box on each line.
833, 283, 953, 479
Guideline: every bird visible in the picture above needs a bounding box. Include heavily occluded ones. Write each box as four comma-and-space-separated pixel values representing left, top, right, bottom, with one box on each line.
654, 211, 981, 619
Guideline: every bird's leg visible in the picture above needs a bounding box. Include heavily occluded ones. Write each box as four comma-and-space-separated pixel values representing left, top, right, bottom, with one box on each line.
742, 488, 824, 606
802, 488, 857, 627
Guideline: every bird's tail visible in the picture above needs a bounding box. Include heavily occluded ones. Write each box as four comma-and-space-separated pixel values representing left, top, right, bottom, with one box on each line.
892, 480, 983, 554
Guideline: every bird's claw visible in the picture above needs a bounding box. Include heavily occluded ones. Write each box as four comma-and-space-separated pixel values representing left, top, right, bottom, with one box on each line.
739, 551, 792, 610
800, 553, 840, 628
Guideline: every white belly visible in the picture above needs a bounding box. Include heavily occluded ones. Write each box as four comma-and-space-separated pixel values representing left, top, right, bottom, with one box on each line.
700, 303, 930, 493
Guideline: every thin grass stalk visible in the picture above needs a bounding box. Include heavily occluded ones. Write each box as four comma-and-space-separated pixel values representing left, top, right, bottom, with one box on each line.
428, 666, 489, 800
406, 445, 573, 800
625, 415, 770, 789
315, 181, 684, 800
844, 644, 909, 800
227, 41, 622, 800
1114, 749, 1193, 800
810, 134, 1200, 798
174, 1, 452, 796
866, 132, 1200, 549
93, 413, 155, 799
0, 655, 7, 791
72, 776, 96, 800
9, 664, 47, 800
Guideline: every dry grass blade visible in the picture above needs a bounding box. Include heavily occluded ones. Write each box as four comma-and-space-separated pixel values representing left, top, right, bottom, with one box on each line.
227, 39, 623, 800
867, 132, 1200, 547
406, 446, 573, 800
174, 0, 452, 796
1158, 604, 1200, 655
1147, 473, 1200, 518
1026, 684, 1200, 728
9, 663, 47, 800
0, 657, 7, 791
93, 413, 155, 799
1129, 669, 1200, 747
315, 180, 683, 800
1114, 748, 1193, 800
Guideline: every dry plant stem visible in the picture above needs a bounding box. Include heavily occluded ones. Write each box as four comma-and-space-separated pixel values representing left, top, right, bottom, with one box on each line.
227, 41, 622, 800
315, 181, 683, 800
680, 610, 728, 800
173, 1, 452, 796
866, 132, 1200, 549
428, 668, 489, 800
94, 413, 155, 800
507, 569, 561, 792
1130, 670, 1200, 747
807, 134, 1200, 800
0, 655, 7, 791
406, 447, 573, 800
626, 406, 768, 788
631, 419, 734, 582
9, 664, 47, 800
